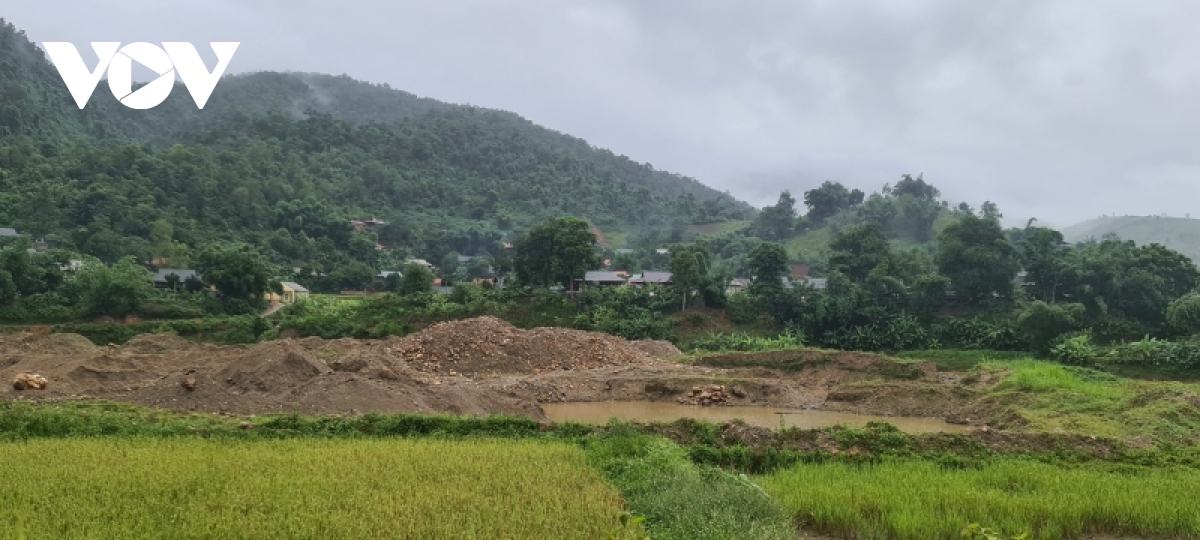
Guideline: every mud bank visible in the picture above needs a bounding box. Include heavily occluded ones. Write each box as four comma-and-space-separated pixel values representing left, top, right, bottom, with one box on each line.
2, 319, 989, 426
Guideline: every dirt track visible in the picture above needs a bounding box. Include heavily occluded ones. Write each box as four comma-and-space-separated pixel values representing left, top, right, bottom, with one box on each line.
1, 317, 986, 423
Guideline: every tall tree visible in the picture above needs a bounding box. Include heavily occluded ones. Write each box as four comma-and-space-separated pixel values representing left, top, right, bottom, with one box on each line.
513, 217, 599, 288
195, 243, 275, 303
668, 250, 703, 311
803, 181, 862, 225
397, 262, 434, 295
829, 223, 894, 282
935, 214, 1021, 305
746, 242, 789, 299
753, 191, 798, 241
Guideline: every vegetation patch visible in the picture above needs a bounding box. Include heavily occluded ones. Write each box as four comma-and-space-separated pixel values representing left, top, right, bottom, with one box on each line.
0, 437, 633, 539
758, 459, 1200, 539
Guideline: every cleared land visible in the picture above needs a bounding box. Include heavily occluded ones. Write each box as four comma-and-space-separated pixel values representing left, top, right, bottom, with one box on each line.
0, 438, 629, 539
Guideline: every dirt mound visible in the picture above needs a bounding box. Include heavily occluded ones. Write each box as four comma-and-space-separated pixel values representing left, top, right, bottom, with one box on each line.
0, 332, 96, 354
633, 340, 683, 358
218, 342, 333, 393
392, 317, 663, 375
123, 334, 193, 354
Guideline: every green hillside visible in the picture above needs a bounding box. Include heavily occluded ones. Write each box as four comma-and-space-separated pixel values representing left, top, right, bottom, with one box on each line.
0, 18, 749, 268
1062, 216, 1200, 262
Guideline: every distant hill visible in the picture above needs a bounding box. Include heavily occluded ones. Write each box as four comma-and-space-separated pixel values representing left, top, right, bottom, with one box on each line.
1062, 216, 1200, 262
0, 18, 750, 265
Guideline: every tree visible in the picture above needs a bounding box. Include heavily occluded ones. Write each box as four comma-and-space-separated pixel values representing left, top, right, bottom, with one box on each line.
149, 219, 175, 261
746, 242, 789, 299
514, 217, 599, 288
1018, 227, 1071, 303
753, 191, 798, 240
829, 223, 894, 282
74, 257, 151, 317
1167, 294, 1200, 336
668, 250, 703, 311
195, 243, 275, 303
329, 261, 375, 291
892, 173, 940, 201
397, 262, 434, 295
935, 214, 1021, 305
803, 181, 861, 225
980, 201, 1002, 223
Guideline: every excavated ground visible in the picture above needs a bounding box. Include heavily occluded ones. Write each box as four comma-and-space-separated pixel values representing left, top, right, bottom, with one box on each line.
1, 317, 991, 424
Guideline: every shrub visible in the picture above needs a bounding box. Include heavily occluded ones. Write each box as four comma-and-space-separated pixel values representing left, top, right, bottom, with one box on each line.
1166, 293, 1200, 336
1049, 332, 1098, 366
1106, 337, 1200, 371
1017, 301, 1084, 353
724, 292, 759, 325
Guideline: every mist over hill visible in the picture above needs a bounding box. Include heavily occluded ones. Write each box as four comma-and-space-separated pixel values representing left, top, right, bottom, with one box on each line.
1063, 216, 1200, 262
0, 19, 749, 267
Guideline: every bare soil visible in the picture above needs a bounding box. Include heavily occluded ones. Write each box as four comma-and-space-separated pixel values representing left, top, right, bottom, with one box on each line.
2, 317, 993, 425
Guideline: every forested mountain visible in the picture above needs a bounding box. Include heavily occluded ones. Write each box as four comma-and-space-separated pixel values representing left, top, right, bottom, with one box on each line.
0, 19, 749, 269
1062, 216, 1200, 263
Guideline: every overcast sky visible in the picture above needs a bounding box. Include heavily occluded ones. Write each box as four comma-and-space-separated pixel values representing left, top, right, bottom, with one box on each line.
10, 1, 1200, 228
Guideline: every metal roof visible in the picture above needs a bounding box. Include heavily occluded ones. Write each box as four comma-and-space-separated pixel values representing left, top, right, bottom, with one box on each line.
280, 281, 309, 293
583, 271, 628, 283
152, 269, 201, 283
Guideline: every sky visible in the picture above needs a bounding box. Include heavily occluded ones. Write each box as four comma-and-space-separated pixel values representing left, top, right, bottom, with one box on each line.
9, 0, 1200, 228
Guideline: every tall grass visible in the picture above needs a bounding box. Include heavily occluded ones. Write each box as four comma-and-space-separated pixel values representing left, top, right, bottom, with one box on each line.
759, 459, 1200, 539
584, 428, 795, 540
0, 438, 633, 539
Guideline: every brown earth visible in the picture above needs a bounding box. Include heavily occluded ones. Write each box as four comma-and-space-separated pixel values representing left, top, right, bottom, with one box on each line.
1, 317, 993, 426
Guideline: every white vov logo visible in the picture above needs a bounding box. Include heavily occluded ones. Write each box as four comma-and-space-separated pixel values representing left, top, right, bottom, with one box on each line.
42, 42, 239, 110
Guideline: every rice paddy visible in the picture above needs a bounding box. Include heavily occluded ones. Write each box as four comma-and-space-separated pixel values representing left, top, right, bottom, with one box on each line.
0, 438, 631, 539
759, 459, 1200, 539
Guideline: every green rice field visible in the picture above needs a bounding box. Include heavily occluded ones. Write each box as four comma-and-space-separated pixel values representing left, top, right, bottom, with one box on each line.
0, 438, 630, 539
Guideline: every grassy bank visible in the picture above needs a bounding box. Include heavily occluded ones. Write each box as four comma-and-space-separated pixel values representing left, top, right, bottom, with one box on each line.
759, 459, 1200, 539
975, 359, 1200, 443
0, 438, 632, 539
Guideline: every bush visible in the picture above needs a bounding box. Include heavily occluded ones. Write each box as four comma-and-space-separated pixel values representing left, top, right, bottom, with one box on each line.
1049, 332, 1098, 366
1106, 337, 1200, 371
932, 316, 1021, 351
821, 315, 934, 352
724, 292, 759, 325
1017, 301, 1084, 354
1166, 294, 1200, 336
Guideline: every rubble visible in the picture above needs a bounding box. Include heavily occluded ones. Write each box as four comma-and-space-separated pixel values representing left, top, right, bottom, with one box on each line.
12, 372, 47, 390
680, 384, 731, 406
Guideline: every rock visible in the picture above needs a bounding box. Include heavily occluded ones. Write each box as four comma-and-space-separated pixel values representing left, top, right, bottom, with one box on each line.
12, 372, 47, 390
182, 377, 197, 390
377, 366, 399, 380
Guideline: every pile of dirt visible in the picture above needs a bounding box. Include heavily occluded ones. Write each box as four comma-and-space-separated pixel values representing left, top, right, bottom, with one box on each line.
391, 317, 672, 375
0, 332, 96, 355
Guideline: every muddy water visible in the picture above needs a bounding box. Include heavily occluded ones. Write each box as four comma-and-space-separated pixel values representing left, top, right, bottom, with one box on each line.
541, 402, 971, 433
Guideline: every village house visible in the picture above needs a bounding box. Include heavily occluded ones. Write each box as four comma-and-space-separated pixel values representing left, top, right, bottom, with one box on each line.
279, 281, 310, 304
577, 270, 630, 289
629, 271, 673, 287
151, 269, 204, 290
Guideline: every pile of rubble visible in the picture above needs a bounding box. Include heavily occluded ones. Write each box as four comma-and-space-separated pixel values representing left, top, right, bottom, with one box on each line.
680, 384, 742, 406
12, 372, 47, 390
391, 316, 678, 376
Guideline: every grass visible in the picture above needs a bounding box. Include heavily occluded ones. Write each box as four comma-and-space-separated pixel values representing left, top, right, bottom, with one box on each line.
975, 360, 1200, 443
892, 349, 1033, 371
584, 428, 795, 540
0, 437, 634, 539
758, 459, 1200, 539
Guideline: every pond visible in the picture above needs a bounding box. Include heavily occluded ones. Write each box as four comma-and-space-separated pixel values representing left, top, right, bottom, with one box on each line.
541, 401, 971, 433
